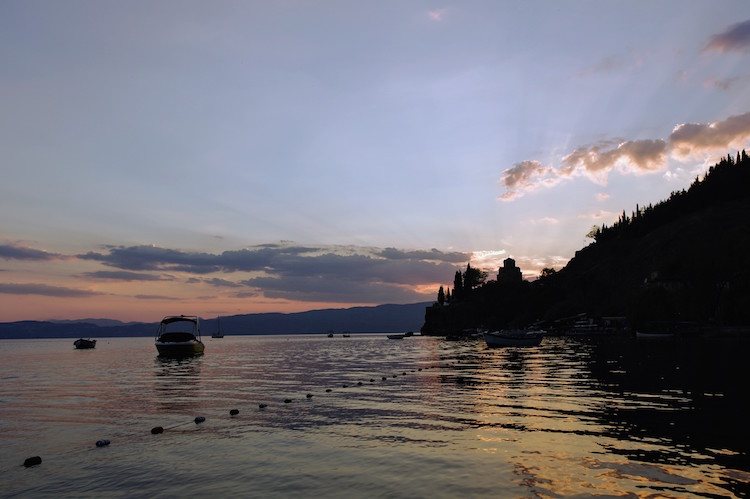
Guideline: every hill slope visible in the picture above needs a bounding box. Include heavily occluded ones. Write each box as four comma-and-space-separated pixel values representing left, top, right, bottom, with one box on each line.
422, 151, 750, 334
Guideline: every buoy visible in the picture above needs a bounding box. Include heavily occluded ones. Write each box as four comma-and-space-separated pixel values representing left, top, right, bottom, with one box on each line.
381, 376, 386, 380
306, 393, 313, 398
325, 388, 332, 393
194, 416, 206, 424
23, 456, 41, 467
259, 403, 268, 409
357, 381, 363, 386
230, 409, 239, 415
370, 379, 375, 382
151, 426, 164, 434
284, 399, 292, 403
95, 439, 111, 447
342, 384, 348, 388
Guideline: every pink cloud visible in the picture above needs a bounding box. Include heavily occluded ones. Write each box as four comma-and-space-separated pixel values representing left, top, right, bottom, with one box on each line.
703, 20, 750, 53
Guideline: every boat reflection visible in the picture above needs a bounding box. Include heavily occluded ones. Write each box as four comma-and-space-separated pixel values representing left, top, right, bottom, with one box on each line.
153, 355, 203, 412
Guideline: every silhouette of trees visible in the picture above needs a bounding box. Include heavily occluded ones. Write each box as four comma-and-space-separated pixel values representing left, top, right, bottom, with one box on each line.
437, 286, 445, 305
463, 263, 488, 291
592, 150, 749, 243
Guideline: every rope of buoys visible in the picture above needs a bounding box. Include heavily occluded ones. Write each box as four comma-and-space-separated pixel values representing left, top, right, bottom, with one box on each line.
18, 355, 452, 469
151, 415, 206, 435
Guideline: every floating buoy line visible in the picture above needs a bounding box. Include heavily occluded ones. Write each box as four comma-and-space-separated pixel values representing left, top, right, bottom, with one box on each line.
18, 356, 471, 469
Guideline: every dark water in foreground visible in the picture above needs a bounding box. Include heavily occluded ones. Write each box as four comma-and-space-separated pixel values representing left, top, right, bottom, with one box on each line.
0, 334, 748, 498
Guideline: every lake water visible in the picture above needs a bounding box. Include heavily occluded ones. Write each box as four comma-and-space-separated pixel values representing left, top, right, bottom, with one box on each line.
1, 334, 748, 498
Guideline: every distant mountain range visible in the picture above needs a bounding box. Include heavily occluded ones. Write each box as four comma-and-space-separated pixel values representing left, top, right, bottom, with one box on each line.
0, 302, 431, 339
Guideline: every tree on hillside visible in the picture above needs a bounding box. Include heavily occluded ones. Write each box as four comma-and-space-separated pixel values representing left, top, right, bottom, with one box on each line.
437, 286, 445, 306
463, 263, 488, 290
453, 271, 463, 299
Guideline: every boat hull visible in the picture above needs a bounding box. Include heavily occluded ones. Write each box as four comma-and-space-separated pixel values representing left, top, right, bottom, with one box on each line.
484, 331, 543, 347
155, 339, 205, 356
74, 338, 96, 349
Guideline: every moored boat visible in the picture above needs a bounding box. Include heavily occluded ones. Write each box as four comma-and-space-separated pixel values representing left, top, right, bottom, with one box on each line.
387, 334, 405, 339
484, 329, 544, 347
73, 338, 96, 349
565, 318, 609, 336
211, 317, 224, 338
155, 315, 205, 356
636, 330, 675, 340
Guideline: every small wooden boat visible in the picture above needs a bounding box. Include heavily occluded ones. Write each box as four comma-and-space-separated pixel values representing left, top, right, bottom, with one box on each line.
387, 334, 405, 340
74, 338, 96, 349
155, 315, 205, 356
484, 329, 544, 347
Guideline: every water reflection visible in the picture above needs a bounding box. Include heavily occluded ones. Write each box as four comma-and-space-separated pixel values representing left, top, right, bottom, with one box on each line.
435, 335, 750, 497
153, 355, 203, 412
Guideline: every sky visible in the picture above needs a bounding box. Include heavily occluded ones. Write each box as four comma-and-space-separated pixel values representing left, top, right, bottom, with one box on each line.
2, 1, 750, 323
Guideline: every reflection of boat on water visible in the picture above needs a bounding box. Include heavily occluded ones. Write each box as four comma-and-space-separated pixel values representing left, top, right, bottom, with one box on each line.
74, 338, 96, 349
155, 315, 205, 356
484, 329, 544, 347
387, 334, 405, 340
211, 317, 224, 338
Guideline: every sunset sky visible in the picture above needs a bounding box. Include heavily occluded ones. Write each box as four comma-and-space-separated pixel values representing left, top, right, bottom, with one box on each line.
3, 2, 750, 323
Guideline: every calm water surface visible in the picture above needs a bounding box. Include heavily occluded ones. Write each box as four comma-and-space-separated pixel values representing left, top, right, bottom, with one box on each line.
0, 334, 748, 498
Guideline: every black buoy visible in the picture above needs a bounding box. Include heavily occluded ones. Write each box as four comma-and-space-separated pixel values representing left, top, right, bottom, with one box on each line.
370, 378, 375, 382
23, 456, 41, 467
259, 403, 268, 409
325, 388, 332, 392
357, 381, 363, 386
382, 376, 386, 381
284, 398, 292, 403
151, 426, 164, 434
194, 416, 206, 424
230, 409, 239, 415
342, 384, 348, 388
95, 439, 111, 447
306, 393, 313, 398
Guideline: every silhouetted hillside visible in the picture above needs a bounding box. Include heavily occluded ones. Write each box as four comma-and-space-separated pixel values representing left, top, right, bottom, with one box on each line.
422, 151, 750, 334
0, 303, 430, 339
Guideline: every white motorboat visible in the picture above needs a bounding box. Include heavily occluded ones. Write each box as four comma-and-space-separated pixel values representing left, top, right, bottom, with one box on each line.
155, 315, 205, 356
484, 329, 544, 347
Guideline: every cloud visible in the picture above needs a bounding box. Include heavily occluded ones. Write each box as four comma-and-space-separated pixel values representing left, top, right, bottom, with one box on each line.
134, 294, 180, 300
561, 139, 667, 182
578, 50, 645, 77
0, 283, 102, 297
77, 242, 469, 304
703, 76, 744, 91
670, 111, 750, 159
703, 20, 750, 53
428, 8, 447, 22
82, 270, 171, 281
0, 243, 64, 261
500, 111, 750, 200
498, 160, 560, 200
